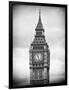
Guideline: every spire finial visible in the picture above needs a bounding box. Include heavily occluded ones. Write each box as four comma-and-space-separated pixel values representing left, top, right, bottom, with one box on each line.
39, 8, 41, 18
35, 8, 44, 30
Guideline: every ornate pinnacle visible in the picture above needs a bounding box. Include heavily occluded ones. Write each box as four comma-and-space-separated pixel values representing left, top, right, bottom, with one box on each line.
36, 9, 43, 30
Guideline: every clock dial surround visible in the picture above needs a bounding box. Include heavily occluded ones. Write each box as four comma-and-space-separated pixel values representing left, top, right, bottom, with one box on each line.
34, 53, 43, 62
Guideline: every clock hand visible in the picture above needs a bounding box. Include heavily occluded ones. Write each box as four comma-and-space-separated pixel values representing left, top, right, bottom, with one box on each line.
36, 54, 38, 60
36, 55, 38, 60
37, 54, 39, 60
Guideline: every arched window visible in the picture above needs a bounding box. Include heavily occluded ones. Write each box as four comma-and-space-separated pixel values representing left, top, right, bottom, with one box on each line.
34, 70, 38, 80
39, 69, 42, 79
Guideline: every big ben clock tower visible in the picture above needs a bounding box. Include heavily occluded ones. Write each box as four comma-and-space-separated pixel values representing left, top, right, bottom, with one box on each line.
29, 9, 50, 85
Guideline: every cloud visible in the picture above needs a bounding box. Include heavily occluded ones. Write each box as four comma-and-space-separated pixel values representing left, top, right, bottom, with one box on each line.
13, 5, 65, 86
13, 48, 30, 81
13, 5, 65, 48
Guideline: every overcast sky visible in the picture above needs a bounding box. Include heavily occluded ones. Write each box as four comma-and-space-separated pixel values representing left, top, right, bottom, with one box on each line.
13, 5, 65, 85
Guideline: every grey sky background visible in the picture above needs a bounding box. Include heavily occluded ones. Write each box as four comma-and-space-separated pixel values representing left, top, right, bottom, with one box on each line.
13, 5, 65, 85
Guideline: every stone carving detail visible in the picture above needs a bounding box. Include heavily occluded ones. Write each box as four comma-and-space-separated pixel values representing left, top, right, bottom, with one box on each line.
29, 9, 50, 85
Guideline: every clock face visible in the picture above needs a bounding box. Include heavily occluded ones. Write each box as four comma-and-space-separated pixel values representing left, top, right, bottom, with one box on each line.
34, 53, 42, 62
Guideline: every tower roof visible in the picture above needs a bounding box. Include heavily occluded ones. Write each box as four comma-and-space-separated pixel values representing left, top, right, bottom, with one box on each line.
35, 9, 44, 30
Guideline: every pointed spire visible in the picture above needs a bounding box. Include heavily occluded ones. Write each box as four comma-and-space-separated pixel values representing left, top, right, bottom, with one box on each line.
39, 8, 41, 20
36, 8, 43, 30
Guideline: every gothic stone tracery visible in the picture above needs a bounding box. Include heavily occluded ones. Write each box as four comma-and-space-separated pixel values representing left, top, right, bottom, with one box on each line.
29, 9, 50, 85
